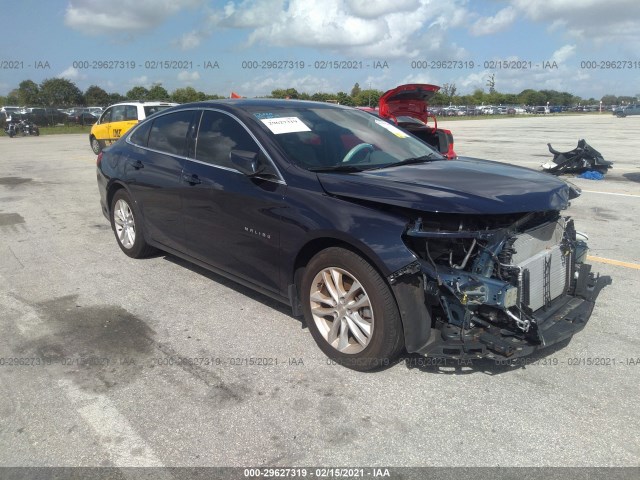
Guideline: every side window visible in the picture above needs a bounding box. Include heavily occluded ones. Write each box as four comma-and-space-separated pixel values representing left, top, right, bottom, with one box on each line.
111, 105, 126, 122
100, 107, 113, 124
147, 111, 195, 156
129, 120, 152, 147
196, 111, 264, 170
125, 105, 138, 121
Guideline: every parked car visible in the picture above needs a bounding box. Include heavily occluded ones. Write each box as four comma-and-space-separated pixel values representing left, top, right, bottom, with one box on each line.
612, 104, 640, 117
20, 108, 68, 126
479, 106, 497, 115
88, 106, 104, 117
535, 106, 550, 114
97, 99, 605, 370
66, 111, 99, 125
376, 83, 457, 159
89, 101, 176, 154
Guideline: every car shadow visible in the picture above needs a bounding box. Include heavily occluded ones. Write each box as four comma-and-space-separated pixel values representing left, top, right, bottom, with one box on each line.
622, 172, 640, 183
157, 252, 611, 376
389, 338, 573, 375
161, 253, 296, 320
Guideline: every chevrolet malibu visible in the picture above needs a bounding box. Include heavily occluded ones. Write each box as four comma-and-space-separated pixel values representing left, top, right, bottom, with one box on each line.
97, 100, 605, 370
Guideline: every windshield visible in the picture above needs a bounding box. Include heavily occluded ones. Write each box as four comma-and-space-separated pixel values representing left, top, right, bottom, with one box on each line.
247, 105, 443, 171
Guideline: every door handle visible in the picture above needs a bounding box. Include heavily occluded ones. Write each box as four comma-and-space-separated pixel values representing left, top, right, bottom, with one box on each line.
182, 173, 201, 185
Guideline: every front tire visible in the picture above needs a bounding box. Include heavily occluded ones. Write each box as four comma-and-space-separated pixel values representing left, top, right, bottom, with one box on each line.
301, 247, 404, 371
90, 136, 104, 154
110, 190, 156, 258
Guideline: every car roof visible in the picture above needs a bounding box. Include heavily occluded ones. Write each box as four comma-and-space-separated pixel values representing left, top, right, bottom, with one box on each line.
108, 101, 177, 107
167, 99, 355, 116
186, 99, 345, 108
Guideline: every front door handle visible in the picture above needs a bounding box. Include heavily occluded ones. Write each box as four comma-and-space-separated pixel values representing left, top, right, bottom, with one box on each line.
182, 173, 201, 185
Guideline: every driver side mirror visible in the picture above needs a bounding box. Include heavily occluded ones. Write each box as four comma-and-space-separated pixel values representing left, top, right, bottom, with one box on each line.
230, 150, 264, 176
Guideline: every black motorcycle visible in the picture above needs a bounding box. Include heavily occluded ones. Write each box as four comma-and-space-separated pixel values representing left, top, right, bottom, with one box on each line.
542, 139, 613, 175
19, 118, 40, 136
4, 118, 40, 137
4, 118, 18, 137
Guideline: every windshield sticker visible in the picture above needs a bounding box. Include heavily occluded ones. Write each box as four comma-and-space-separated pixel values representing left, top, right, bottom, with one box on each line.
261, 116, 311, 134
254, 112, 275, 119
374, 119, 409, 138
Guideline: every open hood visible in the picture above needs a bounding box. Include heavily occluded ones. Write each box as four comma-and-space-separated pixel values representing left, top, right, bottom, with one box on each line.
378, 84, 440, 123
317, 158, 573, 215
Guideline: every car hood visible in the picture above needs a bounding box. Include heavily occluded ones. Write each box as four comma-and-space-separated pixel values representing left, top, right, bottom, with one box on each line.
378, 83, 440, 123
317, 158, 575, 215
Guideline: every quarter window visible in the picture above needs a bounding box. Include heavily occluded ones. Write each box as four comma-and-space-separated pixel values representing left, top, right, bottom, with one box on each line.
124, 105, 138, 121
129, 121, 152, 147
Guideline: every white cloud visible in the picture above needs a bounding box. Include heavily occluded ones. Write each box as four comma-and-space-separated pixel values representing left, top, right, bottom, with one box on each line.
211, 0, 472, 59
245, 1, 390, 49
58, 67, 84, 81
213, 0, 285, 28
551, 44, 576, 64
65, 0, 202, 35
177, 71, 200, 83
511, 0, 640, 48
345, 0, 420, 19
175, 30, 205, 50
398, 72, 437, 86
470, 6, 517, 36
129, 76, 151, 88
462, 71, 492, 90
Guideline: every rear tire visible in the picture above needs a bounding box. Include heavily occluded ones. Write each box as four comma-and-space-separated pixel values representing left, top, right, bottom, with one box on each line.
301, 247, 404, 371
110, 189, 156, 258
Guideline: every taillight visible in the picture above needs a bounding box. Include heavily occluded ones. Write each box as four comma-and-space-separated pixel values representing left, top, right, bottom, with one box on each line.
96, 152, 103, 166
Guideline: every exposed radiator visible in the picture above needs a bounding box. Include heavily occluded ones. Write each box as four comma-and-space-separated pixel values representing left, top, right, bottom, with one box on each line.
510, 220, 570, 312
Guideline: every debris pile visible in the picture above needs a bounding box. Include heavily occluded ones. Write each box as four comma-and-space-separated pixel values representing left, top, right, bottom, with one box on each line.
542, 139, 612, 175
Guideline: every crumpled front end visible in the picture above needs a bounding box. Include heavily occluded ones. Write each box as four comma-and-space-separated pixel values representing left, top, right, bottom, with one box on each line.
398, 211, 605, 359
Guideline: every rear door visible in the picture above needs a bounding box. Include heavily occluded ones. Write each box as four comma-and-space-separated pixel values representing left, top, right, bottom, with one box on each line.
180, 109, 285, 294
107, 104, 138, 143
125, 110, 198, 251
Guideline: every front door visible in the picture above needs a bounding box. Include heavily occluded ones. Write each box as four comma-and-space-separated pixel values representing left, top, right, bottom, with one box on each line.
180, 110, 286, 294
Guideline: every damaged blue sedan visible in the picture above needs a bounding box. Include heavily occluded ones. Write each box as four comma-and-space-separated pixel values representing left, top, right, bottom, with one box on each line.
97, 100, 606, 370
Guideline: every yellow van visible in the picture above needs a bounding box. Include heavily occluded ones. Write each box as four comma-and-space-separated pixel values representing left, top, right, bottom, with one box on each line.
89, 101, 176, 154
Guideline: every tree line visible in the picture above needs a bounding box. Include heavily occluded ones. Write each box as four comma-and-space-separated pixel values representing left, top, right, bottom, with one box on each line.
0, 78, 224, 108
1, 78, 636, 108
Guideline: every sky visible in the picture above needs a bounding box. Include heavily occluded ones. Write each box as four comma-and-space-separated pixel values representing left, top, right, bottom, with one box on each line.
1, 0, 639, 99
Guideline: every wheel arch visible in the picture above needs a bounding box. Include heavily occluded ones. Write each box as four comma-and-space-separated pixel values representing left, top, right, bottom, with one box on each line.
291, 236, 390, 291
289, 235, 433, 355
106, 181, 129, 216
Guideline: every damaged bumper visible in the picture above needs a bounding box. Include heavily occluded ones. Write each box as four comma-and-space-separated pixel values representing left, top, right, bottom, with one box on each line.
389, 214, 609, 360
412, 261, 602, 359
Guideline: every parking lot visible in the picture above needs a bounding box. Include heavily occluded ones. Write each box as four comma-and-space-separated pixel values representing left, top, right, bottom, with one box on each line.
0, 114, 638, 470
